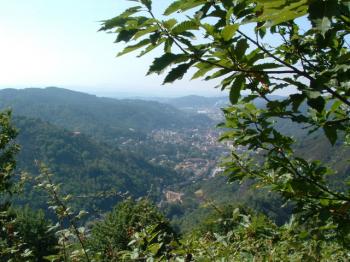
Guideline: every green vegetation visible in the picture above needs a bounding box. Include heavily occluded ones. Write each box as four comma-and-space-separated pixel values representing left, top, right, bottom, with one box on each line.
14, 116, 181, 213
0, 87, 212, 141
9, 207, 58, 260
89, 198, 175, 260
99, 0, 350, 259
1, 0, 350, 260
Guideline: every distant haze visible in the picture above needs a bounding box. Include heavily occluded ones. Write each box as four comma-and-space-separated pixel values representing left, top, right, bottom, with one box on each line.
0, 0, 229, 98
0, 1, 298, 98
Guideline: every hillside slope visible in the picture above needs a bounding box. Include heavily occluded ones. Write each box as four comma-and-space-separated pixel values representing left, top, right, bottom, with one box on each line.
0, 87, 213, 140
14, 116, 180, 213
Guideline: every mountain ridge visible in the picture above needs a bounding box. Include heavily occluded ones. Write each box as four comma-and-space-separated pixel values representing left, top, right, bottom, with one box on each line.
0, 87, 214, 141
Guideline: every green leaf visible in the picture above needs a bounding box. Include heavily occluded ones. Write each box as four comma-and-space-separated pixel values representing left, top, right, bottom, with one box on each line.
140, 0, 152, 10
226, 7, 234, 24
221, 24, 239, 41
164, 0, 184, 15
99, 7, 142, 31
315, 17, 331, 37
172, 21, 199, 34
307, 96, 325, 113
133, 25, 158, 40
163, 62, 193, 84
289, 93, 305, 112
330, 100, 342, 112
164, 0, 207, 15
148, 53, 188, 75
148, 243, 162, 255
118, 6, 142, 18
253, 0, 308, 27
251, 63, 281, 70
163, 18, 178, 30
164, 38, 174, 53
137, 38, 166, 57
234, 39, 249, 59
191, 63, 215, 79
115, 29, 138, 43
309, 0, 338, 36
230, 75, 245, 104
205, 69, 231, 80
323, 124, 337, 145
117, 39, 151, 56
306, 90, 321, 99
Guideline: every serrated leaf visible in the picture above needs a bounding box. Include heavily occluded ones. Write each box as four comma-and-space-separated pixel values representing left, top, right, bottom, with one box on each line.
289, 93, 305, 112
201, 23, 216, 35
191, 63, 215, 79
140, 0, 152, 10
226, 7, 234, 24
117, 39, 151, 56
323, 124, 337, 145
163, 18, 178, 29
307, 96, 325, 113
164, 0, 207, 15
163, 62, 193, 84
148, 53, 188, 75
118, 6, 142, 18
314, 17, 331, 37
251, 63, 281, 70
164, 0, 183, 15
172, 21, 199, 34
252, 0, 308, 27
205, 69, 231, 80
137, 38, 166, 57
230, 75, 245, 104
133, 25, 158, 40
235, 39, 249, 59
115, 29, 138, 43
221, 24, 239, 41
164, 38, 174, 53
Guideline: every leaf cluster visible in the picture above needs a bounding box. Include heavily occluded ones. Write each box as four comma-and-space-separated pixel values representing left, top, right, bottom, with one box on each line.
101, 0, 350, 248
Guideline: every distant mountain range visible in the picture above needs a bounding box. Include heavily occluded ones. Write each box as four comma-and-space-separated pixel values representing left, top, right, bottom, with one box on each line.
1, 87, 348, 221
147, 94, 285, 110
0, 87, 212, 214
0, 87, 213, 141
149, 95, 229, 109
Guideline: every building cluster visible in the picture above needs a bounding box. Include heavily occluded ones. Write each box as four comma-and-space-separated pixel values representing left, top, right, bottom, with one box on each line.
150, 128, 226, 152
175, 158, 215, 177
164, 190, 184, 203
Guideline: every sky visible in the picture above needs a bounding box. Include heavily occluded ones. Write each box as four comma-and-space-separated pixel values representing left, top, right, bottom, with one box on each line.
0, 0, 227, 97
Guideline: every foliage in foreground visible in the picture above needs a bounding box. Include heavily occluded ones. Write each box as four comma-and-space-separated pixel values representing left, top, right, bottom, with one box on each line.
123, 204, 349, 261
1, 0, 350, 260
88, 198, 176, 260
101, 0, 350, 249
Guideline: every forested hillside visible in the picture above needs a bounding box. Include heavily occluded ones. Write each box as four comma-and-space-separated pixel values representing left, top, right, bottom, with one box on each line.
1, 0, 350, 260
4, 89, 349, 221
14, 116, 181, 214
0, 87, 213, 140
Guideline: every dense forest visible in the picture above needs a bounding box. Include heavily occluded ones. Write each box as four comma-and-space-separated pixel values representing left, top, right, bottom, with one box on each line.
1, 87, 349, 260
0, 87, 212, 141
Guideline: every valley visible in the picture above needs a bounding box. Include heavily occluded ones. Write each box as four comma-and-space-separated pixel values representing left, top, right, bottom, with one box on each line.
1, 87, 349, 230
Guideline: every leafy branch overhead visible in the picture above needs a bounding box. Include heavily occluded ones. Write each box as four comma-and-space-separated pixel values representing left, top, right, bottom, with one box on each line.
102, 0, 350, 245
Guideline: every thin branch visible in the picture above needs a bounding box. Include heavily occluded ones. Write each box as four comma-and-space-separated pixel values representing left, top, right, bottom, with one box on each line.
43, 171, 91, 262
237, 30, 350, 107
279, 150, 350, 202
148, 10, 296, 76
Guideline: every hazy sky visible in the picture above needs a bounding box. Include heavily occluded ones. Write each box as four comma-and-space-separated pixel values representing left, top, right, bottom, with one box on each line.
0, 0, 227, 97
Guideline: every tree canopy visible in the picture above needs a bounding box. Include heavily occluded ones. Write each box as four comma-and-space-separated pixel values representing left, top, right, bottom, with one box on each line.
101, 0, 350, 246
